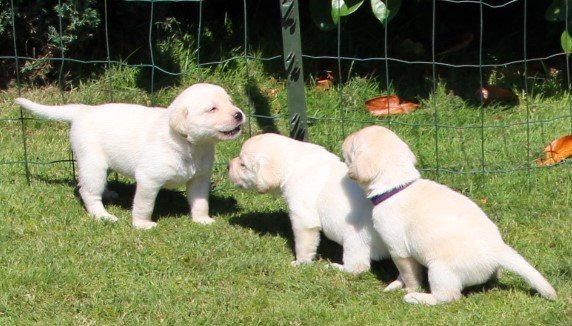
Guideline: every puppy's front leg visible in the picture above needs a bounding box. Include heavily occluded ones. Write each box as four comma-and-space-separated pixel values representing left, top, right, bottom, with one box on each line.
132, 182, 160, 230
290, 217, 321, 266
187, 175, 214, 224
385, 256, 424, 292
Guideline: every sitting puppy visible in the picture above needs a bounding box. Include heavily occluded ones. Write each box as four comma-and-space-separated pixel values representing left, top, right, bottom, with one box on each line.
342, 125, 557, 304
16, 83, 245, 229
228, 133, 388, 273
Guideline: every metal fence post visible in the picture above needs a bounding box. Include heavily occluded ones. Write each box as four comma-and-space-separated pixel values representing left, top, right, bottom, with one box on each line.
279, 0, 308, 141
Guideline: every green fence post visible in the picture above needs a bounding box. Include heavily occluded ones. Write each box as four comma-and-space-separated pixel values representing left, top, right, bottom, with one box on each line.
279, 0, 308, 141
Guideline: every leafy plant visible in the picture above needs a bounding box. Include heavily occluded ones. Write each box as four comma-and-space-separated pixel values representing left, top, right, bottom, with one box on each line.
0, 0, 99, 85
48, 2, 99, 54
546, 0, 572, 52
310, 0, 402, 31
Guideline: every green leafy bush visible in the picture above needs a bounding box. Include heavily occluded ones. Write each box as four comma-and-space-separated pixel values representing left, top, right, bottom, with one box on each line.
0, 0, 99, 86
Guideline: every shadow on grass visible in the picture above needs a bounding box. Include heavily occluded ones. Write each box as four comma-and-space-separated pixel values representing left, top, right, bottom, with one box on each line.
370, 264, 517, 297
229, 210, 399, 283
50, 180, 238, 222
229, 211, 346, 263
33, 175, 77, 187
103, 181, 238, 221
370, 260, 400, 285
228, 210, 294, 251
463, 277, 512, 298
245, 78, 279, 134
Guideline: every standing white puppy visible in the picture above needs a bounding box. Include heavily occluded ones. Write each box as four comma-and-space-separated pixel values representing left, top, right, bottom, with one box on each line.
16, 83, 245, 229
228, 133, 388, 273
342, 125, 557, 304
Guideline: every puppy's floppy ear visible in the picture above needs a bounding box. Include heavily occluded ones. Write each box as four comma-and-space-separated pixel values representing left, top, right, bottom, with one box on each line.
343, 134, 381, 183
254, 155, 281, 193
353, 146, 381, 183
342, 133, 355, 157
169, 106, 188, 137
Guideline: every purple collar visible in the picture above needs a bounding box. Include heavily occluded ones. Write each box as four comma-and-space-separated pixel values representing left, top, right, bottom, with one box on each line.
370, 179, 417, 206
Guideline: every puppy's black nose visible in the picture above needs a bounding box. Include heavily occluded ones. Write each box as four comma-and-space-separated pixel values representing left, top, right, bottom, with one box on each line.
234, 111, 243, 122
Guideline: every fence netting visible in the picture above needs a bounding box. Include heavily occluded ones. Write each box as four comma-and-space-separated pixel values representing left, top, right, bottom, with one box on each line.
1, 0, 571, 188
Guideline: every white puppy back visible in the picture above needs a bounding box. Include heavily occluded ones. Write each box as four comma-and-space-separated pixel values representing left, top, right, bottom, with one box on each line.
280, 139, 387, 259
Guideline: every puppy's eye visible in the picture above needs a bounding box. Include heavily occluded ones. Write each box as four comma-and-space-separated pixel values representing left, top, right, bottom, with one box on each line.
239, 162, 246, 169
208, 107, 217, 112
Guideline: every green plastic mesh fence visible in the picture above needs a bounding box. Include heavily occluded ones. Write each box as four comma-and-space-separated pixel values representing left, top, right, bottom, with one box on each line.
1, 0, 571, 188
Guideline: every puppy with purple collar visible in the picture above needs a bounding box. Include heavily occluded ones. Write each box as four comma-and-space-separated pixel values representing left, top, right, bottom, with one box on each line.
342, 125, 556, 305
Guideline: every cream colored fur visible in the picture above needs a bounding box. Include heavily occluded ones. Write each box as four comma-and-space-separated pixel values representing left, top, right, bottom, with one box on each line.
228, 133, 389, 273
342, 125, 557, 305
16, 83, 244, 229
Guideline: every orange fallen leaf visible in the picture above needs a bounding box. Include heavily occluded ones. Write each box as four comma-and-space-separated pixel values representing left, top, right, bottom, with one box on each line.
316, 79, 333, 90
475, 86, 517, 104
365, 95, 419, 116
535, 135, 572, 166
315, 70, 335, 91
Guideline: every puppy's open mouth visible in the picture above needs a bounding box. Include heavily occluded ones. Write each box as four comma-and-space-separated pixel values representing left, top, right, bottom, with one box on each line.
220, 125, 242, 139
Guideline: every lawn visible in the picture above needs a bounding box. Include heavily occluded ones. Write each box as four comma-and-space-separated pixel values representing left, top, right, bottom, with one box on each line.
0, 59, 571, 324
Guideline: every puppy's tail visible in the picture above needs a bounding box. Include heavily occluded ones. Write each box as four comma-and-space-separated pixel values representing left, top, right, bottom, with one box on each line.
15, 98, 87, 122
497, 245, 557, 300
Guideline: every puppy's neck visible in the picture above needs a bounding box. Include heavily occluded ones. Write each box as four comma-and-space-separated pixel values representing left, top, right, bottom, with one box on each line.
366, 166, 420, 198
168, 129, 215, 156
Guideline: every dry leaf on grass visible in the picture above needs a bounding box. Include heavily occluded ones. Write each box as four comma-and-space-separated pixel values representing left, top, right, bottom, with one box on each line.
365, 95, 419, 116
475, 86, 517, 104
535, 135, 572, 166
316, 70, 334, 91
316, 79, 333, 90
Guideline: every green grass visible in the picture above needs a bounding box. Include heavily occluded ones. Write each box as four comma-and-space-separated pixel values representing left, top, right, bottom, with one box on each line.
0, 59, 571, 324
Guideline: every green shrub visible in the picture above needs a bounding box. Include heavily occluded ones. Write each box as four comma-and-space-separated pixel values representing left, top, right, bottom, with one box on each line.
0, 0, 99, 85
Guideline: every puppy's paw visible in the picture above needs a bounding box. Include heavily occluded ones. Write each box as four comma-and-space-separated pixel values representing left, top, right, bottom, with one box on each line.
290, 259, 312, 267
343, 262, 370, 274
95, 214, 118, 223
403, 292, 437, 305
325, 263, 345, 271
192, 216, 215, 225
383, 279, 405, 292
327, 263, 368, 274
132, 218, 157, 230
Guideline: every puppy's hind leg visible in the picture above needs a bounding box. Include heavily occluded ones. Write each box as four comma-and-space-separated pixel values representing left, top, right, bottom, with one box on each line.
385, 256, 424, 292
404, 262, 462, 305
77, 157, 118, 223
331, 232, 371, 274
